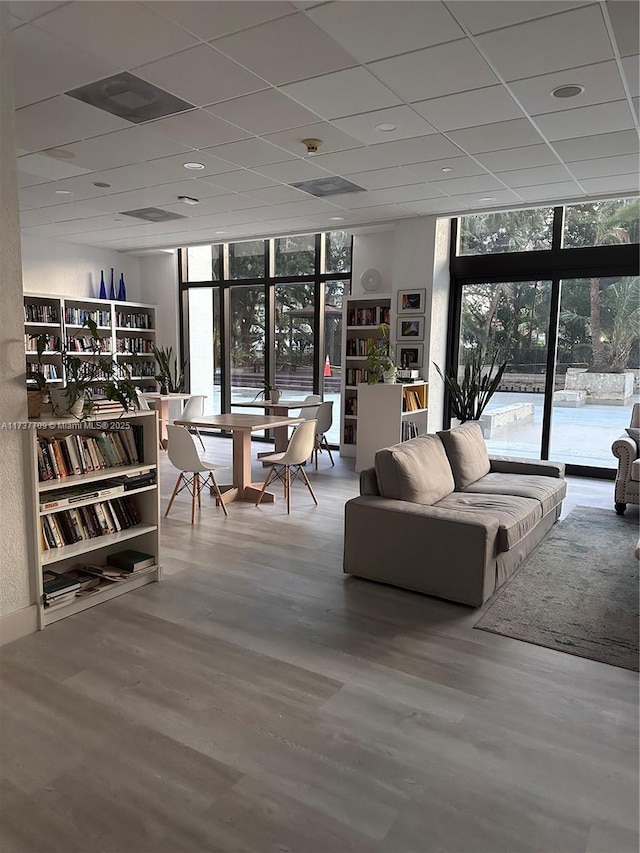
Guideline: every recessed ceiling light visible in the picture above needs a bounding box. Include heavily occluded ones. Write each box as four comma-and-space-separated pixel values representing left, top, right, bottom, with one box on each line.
178, 195, 199, 205
551, 84, 584, 99
114, 217, 123, 222
329, 216, 344, 221
214, 230, 227, 235
93, 181, 111, 188
54, 190, 73, 195
478, 196, 496, 202
375, 123, 397, 132
184, 162, 205, 170
47, 148, 75, 160
441, 167, 453, 173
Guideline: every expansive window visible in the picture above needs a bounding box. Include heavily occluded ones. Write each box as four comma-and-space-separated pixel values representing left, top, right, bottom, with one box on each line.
180, 232, 352, 444
450, 198, 639, 474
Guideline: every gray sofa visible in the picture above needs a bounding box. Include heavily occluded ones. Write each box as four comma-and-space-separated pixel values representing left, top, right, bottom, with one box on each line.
343, 422, 566, 607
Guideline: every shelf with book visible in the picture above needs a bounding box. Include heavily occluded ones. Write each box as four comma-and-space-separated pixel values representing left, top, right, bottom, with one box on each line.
27, 410, 161, 629
355, 381, 428, 472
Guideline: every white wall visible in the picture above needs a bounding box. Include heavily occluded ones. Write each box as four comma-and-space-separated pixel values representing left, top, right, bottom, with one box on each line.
21, 235, 141, 301
351, 230, 394, 297
139, 253, 179, 352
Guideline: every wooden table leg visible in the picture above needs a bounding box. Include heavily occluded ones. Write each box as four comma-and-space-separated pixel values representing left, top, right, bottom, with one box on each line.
209, 428, 278, 503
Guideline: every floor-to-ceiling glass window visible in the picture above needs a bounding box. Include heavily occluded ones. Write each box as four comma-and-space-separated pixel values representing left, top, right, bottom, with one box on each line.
449, 198, 639, 475
229, 284, 266, 405
274, 282, 315, 395
187, 287, 221, 415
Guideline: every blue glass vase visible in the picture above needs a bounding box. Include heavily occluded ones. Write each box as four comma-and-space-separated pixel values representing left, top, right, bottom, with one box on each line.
109, 267, 116, 300
117, 273, 126, 302
99, 270, 107, 299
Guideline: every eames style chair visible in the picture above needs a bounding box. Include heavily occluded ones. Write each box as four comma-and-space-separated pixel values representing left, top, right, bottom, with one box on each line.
165, 424, 229, 523
179, 394, 206, 450
256, 419, 319, 514
312, 400, 335, 469
299, 393, 321, 420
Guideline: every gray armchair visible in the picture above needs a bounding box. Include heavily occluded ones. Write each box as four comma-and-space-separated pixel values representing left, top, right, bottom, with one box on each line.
612, 403, 640, 515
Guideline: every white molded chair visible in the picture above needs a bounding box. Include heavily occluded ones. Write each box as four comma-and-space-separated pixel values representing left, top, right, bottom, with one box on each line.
165, 424, 229, 523
312, 400, 335, 469
299, 393, 321, 421
136, 391, 151, 410
256, 419, 319, 514
179, 395, 206, 450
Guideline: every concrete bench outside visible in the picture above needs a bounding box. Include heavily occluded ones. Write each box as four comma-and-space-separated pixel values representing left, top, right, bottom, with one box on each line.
480, 403, 534, 437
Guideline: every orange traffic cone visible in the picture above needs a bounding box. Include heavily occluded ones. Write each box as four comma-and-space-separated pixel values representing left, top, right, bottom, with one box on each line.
324, 354, 331, 377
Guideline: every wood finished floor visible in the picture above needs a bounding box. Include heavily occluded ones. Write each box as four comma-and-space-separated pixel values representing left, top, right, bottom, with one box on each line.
1, 435, 638, 853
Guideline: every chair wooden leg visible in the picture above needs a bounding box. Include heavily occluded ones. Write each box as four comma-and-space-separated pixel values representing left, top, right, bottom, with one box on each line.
323, 437, 335, 467
299, 465, 319, 505
286, 465, 291, 514
191, 472, 198, 524
209, 473, 229, 517
256, 466, 276, 507
165, 473, 183, 517
197, 471, 202, 510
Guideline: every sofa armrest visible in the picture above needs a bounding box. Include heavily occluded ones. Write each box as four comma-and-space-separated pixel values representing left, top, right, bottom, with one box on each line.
343, 496, 499, 606
489, 456, 565, 478
359, 466, 380, 496
612, 436, 637, 478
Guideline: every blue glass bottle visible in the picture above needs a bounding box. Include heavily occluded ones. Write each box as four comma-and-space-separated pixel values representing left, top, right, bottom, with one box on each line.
109, 267, 116, 300
117, 273, 126, 302
99, 270, 107, 299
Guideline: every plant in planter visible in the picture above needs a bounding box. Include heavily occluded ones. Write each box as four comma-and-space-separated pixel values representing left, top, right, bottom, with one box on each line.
367, 323, 397, 384
435, 346, 507, 422
26, 333, 51, 418
152, 344, 186, 394
251, 380, 281, 403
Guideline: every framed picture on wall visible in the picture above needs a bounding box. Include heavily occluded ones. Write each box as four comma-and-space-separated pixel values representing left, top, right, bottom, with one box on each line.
397, 289, 426, 313
397, 316, 424, 340
397, 344, 424, 368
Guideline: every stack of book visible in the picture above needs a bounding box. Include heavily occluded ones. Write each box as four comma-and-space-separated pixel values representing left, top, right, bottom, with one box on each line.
40, 495, 141, 550
42, 567, 101, 607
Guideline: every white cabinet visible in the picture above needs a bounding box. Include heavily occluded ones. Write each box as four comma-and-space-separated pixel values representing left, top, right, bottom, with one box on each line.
355, 381, 428, 472
28, 410, 161, 628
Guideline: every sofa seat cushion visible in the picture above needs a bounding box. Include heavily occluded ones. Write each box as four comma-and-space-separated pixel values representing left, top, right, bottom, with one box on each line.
437, 422, 490, 489
632, 459, 640, 482
462, 473, 567, 516
375, 434, 454, 505
434, 492, 542, 552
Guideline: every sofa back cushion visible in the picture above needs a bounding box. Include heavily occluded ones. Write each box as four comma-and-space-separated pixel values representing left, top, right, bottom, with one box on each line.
437, 421, 490, 489
375, 434, 454, 505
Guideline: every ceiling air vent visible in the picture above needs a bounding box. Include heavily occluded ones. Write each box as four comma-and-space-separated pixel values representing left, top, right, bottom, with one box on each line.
66, 72, 194, 123
120, 208, 187, 223
290, 177, 365, 197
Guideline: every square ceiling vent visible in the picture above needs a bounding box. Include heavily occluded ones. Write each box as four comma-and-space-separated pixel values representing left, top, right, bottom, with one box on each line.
120, 208, 187, 223
66, 72, 194, 123
290, 177, 365, 197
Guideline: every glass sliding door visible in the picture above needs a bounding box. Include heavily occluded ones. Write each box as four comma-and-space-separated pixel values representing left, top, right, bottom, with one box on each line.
230, 285, 265, 406
274, 282, 315, 395
459, 280, 552, 458
550, 275, 639, 468
187, 287, 221, 414
324, 279, 346, 445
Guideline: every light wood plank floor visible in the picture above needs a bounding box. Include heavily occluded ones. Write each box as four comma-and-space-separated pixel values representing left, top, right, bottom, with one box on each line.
1, 435, 638, 853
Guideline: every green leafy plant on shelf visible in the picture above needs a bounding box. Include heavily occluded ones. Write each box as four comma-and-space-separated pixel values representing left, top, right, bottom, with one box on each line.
434, 345, 507, 423
366, 323, 397, 384
152, 344, 187, 394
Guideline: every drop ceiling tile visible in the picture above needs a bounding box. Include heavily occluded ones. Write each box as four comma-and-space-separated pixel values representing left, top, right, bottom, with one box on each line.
282, 67, 402, 120
452, 189, 524, 207
346, 204, 416, 221
11, 23, 118, 109
370, 39, 498, 103
203, 137, 296, 168
474, 144, 562, 171
145, 150, 241, 182
447, 119, 545, 154
535, 100, 634, 140
54, 126, 191, 171
263, 122, 362, 157
15, 95, 131, 152
333, 106, 437, 145
135, 45, 267, 108
250, 216, 320, 232
412, 85, 524, 132
568, 153, 640, 180
251, 159, 333, 183
160, 178, 237, 201
371, 134, 464, 166
476, 6, 614, 81
19, 199, 108, 224
514, 181, 586, 201
17, 172, 53, 189
17, 153, 92, 180
606, 0, 639, 57
208, 170, 280, 192
147, 1, 295, 40
496, 164, 575, 187
401, 197, 470, 214
213, 13, 355, 86
307, 1, 464, 63
508, 61, 628, 115
621, 55, 639, 97
375, 184, 449, 203
551, 128, 639, 161
205, 89, 320, 136
310, 147, 392, 175
9, 2, 67, 23
431, 173, 507, 195
404, 156, 488, 181
264, 198, 344, 217
446, 1, 587, 35
340, 167, 418, 191
87, 186, 183, 214
580, 173, 640, 193
149, 109, 249, 149
35, 2, 199, 68
206, 194, 271, 212
243, 185, 310, 205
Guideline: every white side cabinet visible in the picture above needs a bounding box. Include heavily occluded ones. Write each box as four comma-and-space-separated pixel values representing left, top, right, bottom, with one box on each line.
355, 381, 428, 472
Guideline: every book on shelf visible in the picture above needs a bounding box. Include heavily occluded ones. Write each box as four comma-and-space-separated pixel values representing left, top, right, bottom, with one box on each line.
39, 495, 141, 550
37, 429, 141, 482
107, 549, 155, 572
42, 566, 103, 605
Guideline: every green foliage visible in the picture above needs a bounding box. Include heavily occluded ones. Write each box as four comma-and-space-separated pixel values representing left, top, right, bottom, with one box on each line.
366, 323, 395, 384
152, 344, 186, 393
435, 347, 507, 422
459, 208, 554, 255
26, 333, 50, 391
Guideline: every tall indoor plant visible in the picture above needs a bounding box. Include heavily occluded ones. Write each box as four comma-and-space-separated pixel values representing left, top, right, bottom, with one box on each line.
367, 323, 397, 384
435, 346, 507, 422
152, 344, 186, 394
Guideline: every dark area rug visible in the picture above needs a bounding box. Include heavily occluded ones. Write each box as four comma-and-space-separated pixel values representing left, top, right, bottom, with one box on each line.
475, 506, 639, 671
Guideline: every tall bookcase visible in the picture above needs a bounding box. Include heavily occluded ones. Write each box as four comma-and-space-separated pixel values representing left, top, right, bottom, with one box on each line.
27, 410, 161, 628
355, 381, 428, 472
340, 295, 391, 458
25, 294, 157, 395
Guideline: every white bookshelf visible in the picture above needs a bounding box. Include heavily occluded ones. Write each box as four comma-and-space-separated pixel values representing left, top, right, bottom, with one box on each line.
27, 410, 161, 628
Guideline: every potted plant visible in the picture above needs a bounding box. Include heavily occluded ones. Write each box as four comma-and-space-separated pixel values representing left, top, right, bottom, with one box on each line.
367, 323, 397, 384
251, 380, 281, 403
152, 344, 186, 395
435, 346, 507, 423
